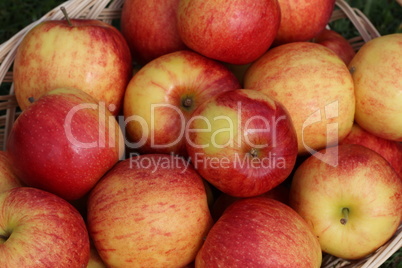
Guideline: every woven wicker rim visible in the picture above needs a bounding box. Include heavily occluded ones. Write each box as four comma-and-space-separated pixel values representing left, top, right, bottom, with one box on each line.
0, 1, 399, 267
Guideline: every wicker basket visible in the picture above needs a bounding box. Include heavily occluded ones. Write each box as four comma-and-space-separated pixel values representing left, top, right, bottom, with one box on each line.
0, 0, 400, 267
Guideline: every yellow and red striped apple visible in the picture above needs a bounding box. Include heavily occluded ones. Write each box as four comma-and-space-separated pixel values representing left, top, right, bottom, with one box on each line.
244, 42, 355, 155
289, 144, 402, 259
185, 89, 298, 197
123, 50, 240, 156
87, 154, 213, 267
349, 33, 402, 141
13, 17, 132, 116
0, 187, 90, 267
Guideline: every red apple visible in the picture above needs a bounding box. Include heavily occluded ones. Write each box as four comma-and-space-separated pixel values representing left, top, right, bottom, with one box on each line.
176, 0, 281, 64
0, 151, 22, 193
196, 197, 322, 267
289, 144, 402, 259
185, 89, 298, 197
87, 154, 213, 267
274, 0, 336, 44
339, 123, 402, 179
0, 187, 90, 267
314, 28, 356, 65
211, 183, 290, 221
6, 88, 124, 201
123, 50, 240, 156
13, 14, 132, 115
121, 0, 186, 64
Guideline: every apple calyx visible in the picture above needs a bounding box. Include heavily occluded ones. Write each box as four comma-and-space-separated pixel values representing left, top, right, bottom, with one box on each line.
340, 207, 349, 225
28, 97, 35, 103
61, 7, 73, 27
249, 148, 259, 158
181, 96, 193, 110
349, 66, 356, 74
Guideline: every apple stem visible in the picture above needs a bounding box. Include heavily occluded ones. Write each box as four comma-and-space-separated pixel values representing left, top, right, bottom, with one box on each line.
60, 7, 72, 26
182, 97, 193, 108
340, 207, 349, 225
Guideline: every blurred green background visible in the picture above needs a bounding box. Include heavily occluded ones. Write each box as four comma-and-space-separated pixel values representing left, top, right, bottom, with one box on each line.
0, 0, 401, 267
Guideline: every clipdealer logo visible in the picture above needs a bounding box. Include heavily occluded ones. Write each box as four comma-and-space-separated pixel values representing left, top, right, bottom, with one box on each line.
127, 151, 287, 174
63, 100, 340, 167
64, 102, 121, 149
120, 102, 288, 150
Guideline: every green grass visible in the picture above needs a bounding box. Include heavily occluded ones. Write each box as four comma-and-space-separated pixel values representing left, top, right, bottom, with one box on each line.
383, 249, 402, 268
0, 1, 401, 267
0, 0, 66, 44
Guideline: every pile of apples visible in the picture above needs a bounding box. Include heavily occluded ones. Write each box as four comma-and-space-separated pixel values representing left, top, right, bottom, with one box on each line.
1, 0, 401, 267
